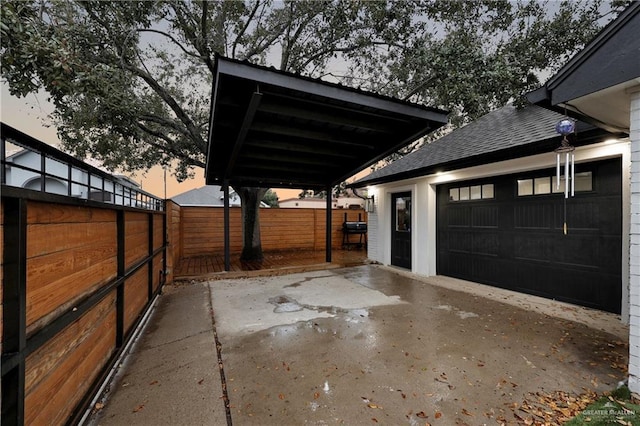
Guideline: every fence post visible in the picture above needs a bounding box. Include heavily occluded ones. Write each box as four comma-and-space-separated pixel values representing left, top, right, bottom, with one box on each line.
1, 197, 27, 425
326, 186, 332, 262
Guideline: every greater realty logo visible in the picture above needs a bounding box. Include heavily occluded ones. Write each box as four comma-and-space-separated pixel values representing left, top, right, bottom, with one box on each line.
583, 400, 636, 418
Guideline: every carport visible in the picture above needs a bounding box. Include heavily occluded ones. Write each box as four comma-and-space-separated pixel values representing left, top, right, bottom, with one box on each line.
205, 55, 448, 270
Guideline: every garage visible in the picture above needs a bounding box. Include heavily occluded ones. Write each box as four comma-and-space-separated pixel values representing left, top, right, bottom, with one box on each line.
436, 157, 622, 313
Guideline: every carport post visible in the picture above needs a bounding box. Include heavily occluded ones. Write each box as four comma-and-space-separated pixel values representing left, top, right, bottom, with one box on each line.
223, 180, 230, 271
326, 185, 332, 263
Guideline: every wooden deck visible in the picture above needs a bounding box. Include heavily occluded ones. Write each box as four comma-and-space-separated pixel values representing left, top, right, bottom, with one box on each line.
174, 249, 369, 280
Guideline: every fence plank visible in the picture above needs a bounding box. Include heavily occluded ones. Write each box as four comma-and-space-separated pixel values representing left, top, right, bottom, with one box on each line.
24, 293, 116, 426
124, 266, 148, 334
176, 206, 367, 256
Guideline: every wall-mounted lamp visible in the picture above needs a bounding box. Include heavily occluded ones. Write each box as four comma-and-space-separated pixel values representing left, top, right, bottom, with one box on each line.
352, 187, 375, 213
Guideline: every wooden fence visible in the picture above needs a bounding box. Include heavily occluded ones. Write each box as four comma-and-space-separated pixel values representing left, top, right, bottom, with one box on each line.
172, 205, 367, 259
1, 188, 166, 425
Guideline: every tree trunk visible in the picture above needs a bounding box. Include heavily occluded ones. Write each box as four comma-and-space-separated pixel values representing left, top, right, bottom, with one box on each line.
236, 187, 268, 261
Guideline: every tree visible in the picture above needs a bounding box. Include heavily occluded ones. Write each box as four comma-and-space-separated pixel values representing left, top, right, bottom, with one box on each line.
1, 0, 420, 261
1, 0, 624, 259
262, 188, 278, 208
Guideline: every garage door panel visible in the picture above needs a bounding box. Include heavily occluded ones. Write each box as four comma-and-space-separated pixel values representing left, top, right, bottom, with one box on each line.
472, 232, 500, 256
445, 252, 473, 277
472, 206, 499, 228
447, 230, 472, 253
437, 158, 622, 314
472, 256, 508, 285
513, 234, 550, 262
447, 206, 471, 227
512, 263, 619, 311
514, 203, 552, 229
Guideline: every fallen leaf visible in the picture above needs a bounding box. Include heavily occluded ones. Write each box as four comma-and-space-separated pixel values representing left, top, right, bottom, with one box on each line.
371, 418, 378, 423
314, 392, 320, 399
133, 404, 144, 413
435, 411, 442, 419
416, 411, 428, 418
198, 378, 204, 385
149, 380, 158, 386
94, 402, 104, 410
461, 408, 473, 416
278, 393, 285, 400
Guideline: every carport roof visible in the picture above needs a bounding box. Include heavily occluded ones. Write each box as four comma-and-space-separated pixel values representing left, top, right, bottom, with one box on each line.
205, 56, 449, 190
352, 104, 615, 187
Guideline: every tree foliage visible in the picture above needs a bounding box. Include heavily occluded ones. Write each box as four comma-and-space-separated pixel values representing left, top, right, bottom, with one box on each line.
262, 188, 278, 207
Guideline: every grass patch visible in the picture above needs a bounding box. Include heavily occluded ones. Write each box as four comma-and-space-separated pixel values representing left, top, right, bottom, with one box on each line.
566, 386, 640, 425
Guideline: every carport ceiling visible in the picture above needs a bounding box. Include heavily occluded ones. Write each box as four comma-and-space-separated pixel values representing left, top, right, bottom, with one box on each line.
206, 56, 449, 190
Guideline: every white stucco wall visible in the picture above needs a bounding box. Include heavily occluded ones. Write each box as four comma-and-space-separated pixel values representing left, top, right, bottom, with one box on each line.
367, 138, 631, 317
627, 89, 640, 393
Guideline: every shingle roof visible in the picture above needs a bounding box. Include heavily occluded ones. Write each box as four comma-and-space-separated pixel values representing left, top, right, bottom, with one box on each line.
353, 104, 605, 187
171, 185, 240, 207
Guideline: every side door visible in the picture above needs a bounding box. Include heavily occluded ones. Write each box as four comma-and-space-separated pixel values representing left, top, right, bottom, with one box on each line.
391, 192, 412, 269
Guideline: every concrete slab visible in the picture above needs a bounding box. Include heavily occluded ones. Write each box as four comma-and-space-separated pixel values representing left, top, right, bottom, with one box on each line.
90, 283, 227, 426
91, 264, 630, 425
213, 265, 629, 425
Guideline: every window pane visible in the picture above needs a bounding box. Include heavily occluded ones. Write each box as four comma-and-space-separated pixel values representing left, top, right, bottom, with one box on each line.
459, 187, 470, 200
517, 179, 533, 196
574, 172, 593, 192
449, 188, 459, 201
396, 197, 411, 231
552, 176, 564, 193
534, 177, 551, 194
482, 184, 494, 199
470, 185, 482, 200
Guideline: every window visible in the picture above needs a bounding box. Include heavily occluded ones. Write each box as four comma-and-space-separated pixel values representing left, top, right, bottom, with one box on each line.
449, 184, 494, 202
517, 179, 533, 196
396, 197, 411, 231
520, 171, 593, 196
534, 177, 551, 194
470, 185, 482, 200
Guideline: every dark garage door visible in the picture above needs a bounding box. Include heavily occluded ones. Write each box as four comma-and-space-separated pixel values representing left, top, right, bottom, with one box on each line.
437, 158, 622, 313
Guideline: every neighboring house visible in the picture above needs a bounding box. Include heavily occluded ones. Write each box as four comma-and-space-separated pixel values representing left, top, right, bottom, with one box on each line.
352, 103, 627, 316
171, 185, 269, 207
4, 147, 142, 205
279, 196, 365, 209
524, 3, 640, 392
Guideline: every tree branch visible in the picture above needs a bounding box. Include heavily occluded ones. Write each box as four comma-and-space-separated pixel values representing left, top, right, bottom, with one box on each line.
232, 0, 261, 59
121, 61, 207, 152
298, 40, 396, 71
136, 122, 206, 168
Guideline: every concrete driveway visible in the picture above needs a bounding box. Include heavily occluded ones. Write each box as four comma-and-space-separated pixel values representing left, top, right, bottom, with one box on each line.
93, 265, 629, 425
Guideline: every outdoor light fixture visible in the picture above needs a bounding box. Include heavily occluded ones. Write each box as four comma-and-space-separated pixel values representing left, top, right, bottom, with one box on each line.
353, 186, 375, 213
554, 118, 576, 235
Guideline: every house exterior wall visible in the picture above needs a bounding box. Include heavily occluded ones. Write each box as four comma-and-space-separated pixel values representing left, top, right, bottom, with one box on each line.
627, 89, 640, 393
367, 138, 630, 314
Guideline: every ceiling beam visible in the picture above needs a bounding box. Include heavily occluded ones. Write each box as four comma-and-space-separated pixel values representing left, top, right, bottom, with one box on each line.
243, 139, 361, 159
225, 91, 262, 177
241, 150, 350, 166
250, 121, 376, 149
257, 93, 410, 129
